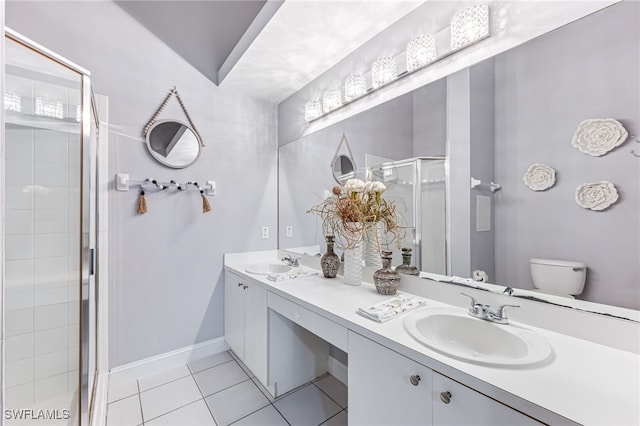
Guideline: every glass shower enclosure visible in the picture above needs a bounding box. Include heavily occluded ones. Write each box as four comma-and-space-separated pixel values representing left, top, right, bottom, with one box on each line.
368, 157, 448, 275
3, 29, 99, 425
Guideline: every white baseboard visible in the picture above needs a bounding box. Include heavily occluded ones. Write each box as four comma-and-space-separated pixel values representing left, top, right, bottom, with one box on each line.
109, 337, 229, 384
90, 373, 109, 426
328, 356, 348, 386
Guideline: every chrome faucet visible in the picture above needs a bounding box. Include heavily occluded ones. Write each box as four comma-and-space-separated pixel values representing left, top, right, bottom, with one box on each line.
502, 286, 514, 296
281, 255, 301, 267
460, 293, 520, 325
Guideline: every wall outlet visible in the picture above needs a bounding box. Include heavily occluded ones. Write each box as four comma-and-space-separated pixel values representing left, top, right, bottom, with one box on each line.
262, 227, 269, 239
286, 226, 293, 238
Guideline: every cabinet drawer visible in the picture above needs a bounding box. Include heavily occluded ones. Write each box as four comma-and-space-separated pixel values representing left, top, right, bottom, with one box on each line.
268, 292, 348, 351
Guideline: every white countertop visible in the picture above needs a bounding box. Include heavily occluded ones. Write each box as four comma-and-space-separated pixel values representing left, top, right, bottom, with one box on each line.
225, 251, 640, 426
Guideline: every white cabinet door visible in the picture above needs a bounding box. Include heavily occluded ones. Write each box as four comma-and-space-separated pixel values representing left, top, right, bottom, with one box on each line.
348, 331, 433, 426
224, 270, 245, 359
433, 372, 543, 426
244, 282, 268, 386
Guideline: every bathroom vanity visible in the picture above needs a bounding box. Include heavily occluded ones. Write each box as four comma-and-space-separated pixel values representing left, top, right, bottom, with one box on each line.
224, 251, 640, 426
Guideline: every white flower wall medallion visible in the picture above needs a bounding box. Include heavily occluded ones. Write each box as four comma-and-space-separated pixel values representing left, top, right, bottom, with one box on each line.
523, 163, 556, 191
575, 181, 619, 211
571, 118, 628, 156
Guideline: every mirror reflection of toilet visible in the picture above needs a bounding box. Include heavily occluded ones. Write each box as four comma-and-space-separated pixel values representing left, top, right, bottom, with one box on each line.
529, 258, 587, 299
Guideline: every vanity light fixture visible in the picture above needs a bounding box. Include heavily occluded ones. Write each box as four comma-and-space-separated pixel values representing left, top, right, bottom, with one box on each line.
35, 96, 64, 119
406, 34, 436, 72
450, 4, 490, 50
304, 100, 322, 122
344, 74, 367, 102
4, 91, 21, 112
322, 88, 342, 113
304, 4, 490, 123
371, 57, 397, 89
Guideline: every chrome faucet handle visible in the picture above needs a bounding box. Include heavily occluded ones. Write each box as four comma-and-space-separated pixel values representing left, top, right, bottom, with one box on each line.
491, 304, 520, 324
281, 255, 301, 267
460, 293, 484, 316
502, 287, 514, 296
460, 292, 478, 307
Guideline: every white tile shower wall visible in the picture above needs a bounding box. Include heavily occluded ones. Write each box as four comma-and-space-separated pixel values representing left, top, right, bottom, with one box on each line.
4, 87, 83, 406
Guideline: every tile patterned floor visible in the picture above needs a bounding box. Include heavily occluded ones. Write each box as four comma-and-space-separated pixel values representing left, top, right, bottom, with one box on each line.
106, 351, 348, 425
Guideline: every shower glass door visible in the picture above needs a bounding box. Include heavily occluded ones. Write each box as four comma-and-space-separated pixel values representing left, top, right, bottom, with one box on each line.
368, 157, 448, 274
4, 31, 96, 426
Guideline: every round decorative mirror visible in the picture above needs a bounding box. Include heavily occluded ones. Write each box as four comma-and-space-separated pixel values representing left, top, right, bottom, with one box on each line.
145, 120, 201, 168
332, 154, 355, 184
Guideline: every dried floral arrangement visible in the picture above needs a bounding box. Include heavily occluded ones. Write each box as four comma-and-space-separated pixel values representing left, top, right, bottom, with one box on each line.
307, 178, 404, 250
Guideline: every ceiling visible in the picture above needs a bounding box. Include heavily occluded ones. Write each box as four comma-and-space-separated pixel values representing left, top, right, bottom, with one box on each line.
115, 0, 268, 84
117, 0, 425, 103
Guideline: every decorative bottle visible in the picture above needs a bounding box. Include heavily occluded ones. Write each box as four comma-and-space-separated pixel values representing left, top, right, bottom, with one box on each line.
373, 250, 401, 295
395, 247, 419, 276
320, 235, 340, 278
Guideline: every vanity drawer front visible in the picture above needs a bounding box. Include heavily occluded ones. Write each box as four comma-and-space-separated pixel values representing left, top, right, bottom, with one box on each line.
268, 292, 348, 351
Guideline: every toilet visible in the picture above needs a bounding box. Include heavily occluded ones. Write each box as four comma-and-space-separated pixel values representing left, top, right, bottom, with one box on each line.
529, 258, 587, 298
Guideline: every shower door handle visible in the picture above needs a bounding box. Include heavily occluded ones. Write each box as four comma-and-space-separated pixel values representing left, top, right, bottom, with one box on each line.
89, 248, 95, 276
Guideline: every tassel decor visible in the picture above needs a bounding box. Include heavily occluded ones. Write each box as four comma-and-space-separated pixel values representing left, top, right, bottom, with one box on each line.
201, 190, 212, 213
137, 189, 148, 214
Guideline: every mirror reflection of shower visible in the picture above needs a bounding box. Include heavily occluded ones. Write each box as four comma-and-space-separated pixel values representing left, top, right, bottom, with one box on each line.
366, 157, 448, 274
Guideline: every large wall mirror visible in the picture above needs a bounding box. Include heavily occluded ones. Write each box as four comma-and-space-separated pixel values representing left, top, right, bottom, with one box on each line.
278, 2, 639, 316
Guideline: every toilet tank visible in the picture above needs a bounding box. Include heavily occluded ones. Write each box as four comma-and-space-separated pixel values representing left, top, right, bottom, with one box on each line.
529, 258, 587, 295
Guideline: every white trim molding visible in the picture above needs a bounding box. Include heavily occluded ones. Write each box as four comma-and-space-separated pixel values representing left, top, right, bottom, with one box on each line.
108, 337, 229, 384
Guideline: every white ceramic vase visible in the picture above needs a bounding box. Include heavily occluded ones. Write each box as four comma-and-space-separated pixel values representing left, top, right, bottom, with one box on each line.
364, 222, 383, 269
343, 244, 363, 286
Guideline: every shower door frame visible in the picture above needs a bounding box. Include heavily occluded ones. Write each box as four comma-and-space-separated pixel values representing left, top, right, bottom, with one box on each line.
3, 27, 99, 426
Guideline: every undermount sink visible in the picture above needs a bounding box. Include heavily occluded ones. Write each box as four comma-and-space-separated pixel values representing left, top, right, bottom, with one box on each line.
403, 307, 553, 367
245, 264, 292, 275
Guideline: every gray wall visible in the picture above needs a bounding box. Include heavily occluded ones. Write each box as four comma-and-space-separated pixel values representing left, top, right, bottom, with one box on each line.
412, 79, 447, 157
6, 1, 278, 367
279, 94, 413, 249
493, 1, 639, 308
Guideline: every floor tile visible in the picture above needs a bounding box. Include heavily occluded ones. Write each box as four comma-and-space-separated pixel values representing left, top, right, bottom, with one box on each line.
193, 361, 248, 397
108, 379, 139, 403
321, 410, 348, 425
188, 351, 233, 373
146, 399, 215, 426
140, 376, 202, 421
232, 405, 288, 426
274, 383, 342, 426
138, 364, 191, 392
251, 377, 276, 403
205, 380, 269, 426
314, 375, 348, 408
107, 394, 142, 426
234, 357, 255, 379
